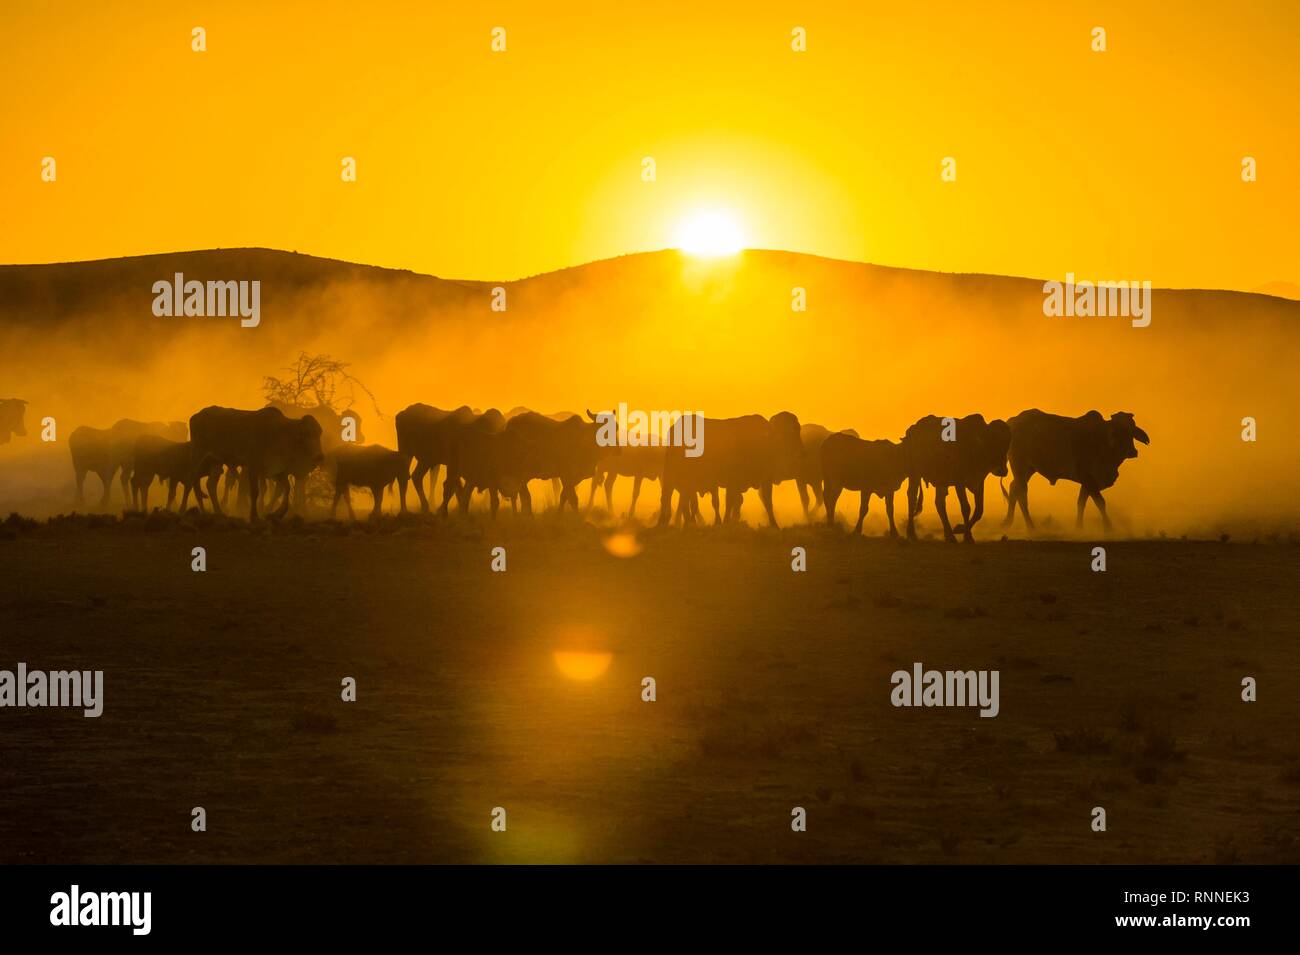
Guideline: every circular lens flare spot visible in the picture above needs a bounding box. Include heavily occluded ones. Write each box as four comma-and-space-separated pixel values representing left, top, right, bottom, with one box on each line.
553, 650, 614, 681
602, 532, 643, 558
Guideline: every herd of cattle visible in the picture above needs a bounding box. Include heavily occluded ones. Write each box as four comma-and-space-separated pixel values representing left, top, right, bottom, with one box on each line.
0, 396, 1150, 540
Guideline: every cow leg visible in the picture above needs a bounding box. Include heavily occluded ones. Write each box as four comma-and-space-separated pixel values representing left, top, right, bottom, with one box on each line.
208, 468, 226, 514
823, 482, 842, 528
1006, 469, 1036, 530
657, 482, 674, 528
119, 468, 133, 509
271, 477, 293, 519
187, 469, 203, 512
603, 472, 616, 512
551, 477, 562, 506
954, 486, 974, 543
797, 481, 811, 519
370, 484, 384, 520
266, 479, 284, 512
520, 484, 533, 517
397, 475, 409, 513
245, 468, 262, 521
884, 490, 899, 537
969, 483, 986, 527
488, 489, 500, 519
905, 477, 920, 540
136, 476, 150, 512
629, 475, 644, 518
759, 483, 779, 529
410, 461, 431, 513
292, 473, 310, 515
428, 464, 441, 510
566, 482, 581, 512
1090, 490, 1111, 531
73, 467, 87, 506
853, 492, 869, 535
1002, 477, 1019, 527
934, 485, 957, 542
267, 477, 290, 519
813, 481, 824, 513
97, 469, 113, 508
676, 492, 696, 526
440, 473, 460, 517
1075, 485, 1089, 528
585, 468, 600, 510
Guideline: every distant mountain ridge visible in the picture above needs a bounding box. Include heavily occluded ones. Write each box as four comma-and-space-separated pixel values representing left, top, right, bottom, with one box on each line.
2, 247, 1295, 330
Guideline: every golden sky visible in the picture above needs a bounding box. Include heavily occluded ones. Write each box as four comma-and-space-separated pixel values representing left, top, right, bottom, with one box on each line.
2, 0, 1297, 286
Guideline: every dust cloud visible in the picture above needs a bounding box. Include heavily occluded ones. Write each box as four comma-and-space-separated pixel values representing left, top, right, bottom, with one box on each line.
1, 248, 1296, 536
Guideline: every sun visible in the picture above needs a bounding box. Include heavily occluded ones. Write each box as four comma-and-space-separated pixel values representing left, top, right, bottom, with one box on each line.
674, 210, 745, 257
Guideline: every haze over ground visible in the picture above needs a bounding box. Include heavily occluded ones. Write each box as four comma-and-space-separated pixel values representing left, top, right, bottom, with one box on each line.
1, 247, 1295, 535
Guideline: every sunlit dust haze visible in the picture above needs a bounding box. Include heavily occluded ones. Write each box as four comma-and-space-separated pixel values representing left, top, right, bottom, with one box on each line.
0, 1, 1298, 537
1, 248, 1297, 536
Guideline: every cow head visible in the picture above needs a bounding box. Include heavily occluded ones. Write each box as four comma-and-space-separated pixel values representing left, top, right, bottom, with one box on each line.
769, 411, 804, 475
291, 414, 326, 471
1107, 412, 1149, 460
587, 408, 622, 458
164, 420, 189, 442
338, 408, 364, 445
981, 419, 1012, 477
0, 399, 28, 443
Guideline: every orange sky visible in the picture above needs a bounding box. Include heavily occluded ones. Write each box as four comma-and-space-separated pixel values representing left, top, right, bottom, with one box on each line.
2, 0, 1297, 286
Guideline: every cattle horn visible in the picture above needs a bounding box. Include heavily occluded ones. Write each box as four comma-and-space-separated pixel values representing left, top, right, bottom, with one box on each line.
1133, 426, 1150, 445
586, 408, 601, 422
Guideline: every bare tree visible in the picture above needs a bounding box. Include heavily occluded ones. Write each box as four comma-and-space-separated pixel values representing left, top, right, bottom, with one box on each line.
262, 352, 382, 417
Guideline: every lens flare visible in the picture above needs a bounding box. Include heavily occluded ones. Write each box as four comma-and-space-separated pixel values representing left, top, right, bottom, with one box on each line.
552, 650, 614, 681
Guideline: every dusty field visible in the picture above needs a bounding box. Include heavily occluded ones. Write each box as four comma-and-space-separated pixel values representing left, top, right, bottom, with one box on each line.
0, 510, 1297, 864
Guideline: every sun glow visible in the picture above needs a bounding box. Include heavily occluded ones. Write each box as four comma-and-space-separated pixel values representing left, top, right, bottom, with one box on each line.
674, 210, 745, 257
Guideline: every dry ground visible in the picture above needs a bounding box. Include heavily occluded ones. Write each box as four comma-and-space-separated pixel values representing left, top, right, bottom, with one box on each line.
0, 510, 1297, 863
